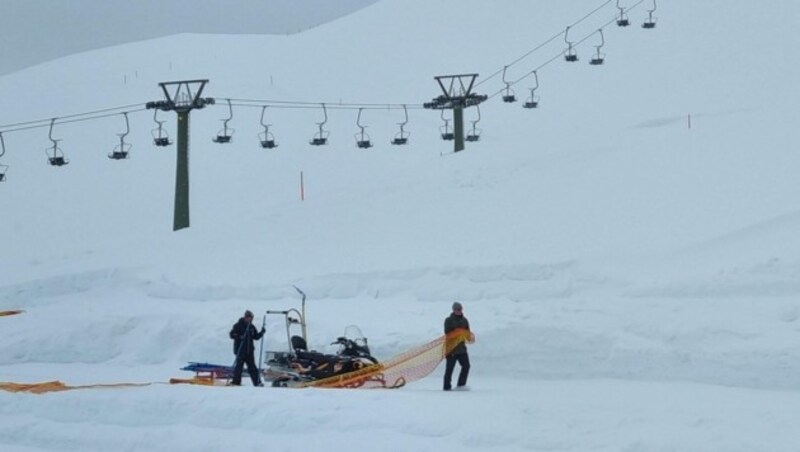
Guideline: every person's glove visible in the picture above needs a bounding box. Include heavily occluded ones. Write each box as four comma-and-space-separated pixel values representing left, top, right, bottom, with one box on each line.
260, 327, 266, 334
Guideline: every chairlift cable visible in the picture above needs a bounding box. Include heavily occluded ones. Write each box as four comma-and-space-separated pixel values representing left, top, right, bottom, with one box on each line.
0, 102, 146, 131
0, 108, 148, 134
226, 98, 424, 110
486, 0, 648, 100
475, 0, 613, 88
225, 102, 423, 112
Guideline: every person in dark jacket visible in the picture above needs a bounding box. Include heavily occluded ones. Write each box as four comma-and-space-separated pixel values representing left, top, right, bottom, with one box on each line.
229, 310, 266, 386
443, 301, 472, 391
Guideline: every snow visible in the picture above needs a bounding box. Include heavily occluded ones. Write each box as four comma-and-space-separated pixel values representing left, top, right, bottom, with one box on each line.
2, 0, 800, 450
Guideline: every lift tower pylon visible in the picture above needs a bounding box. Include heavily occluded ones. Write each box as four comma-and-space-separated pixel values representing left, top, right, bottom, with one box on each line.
423, 74, 487, 153
146, 79, 214, 231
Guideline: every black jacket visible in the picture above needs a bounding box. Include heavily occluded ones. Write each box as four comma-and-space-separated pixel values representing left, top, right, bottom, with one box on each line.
230, 318, 265, 356
444, 313, 470, 356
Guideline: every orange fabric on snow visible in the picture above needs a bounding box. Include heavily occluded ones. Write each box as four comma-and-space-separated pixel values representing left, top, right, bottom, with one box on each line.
0, 381, 151, 394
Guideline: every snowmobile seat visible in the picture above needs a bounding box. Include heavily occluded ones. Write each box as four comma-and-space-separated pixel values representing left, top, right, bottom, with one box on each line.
295, 350, 332, 366
291, 335, 308, 352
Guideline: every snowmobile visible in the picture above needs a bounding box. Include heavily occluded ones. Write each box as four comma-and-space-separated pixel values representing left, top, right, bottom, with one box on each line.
263, 315, 379, 387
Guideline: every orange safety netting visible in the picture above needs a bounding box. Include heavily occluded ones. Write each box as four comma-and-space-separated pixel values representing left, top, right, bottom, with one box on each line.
0, 310, 25, 317
0, 381, 151, 394
303, 328, 474, 389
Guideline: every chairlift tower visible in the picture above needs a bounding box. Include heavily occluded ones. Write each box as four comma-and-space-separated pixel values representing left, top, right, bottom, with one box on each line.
146, 79, 215, 231
423, 74, 487, 153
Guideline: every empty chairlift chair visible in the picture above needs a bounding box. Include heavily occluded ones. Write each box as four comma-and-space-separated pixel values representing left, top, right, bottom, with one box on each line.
440, 110, 454, 141
391, 105, 410, 145
354, 108, 373, 149
108, 112, 131, 160
212, 99, 234, 144
0, 132, 7, 182
259, 106, 278, 149
523, 71, 540, 109
564, 26, 579, 62
310, 103, 329, 146
616, 0, 630, 26
642, 0, 657, 29
466, 105, 482, 142
589, 29, 606, 66
501, 66, 517, 103
45, 118, 69, 167
151, 110, 172, 147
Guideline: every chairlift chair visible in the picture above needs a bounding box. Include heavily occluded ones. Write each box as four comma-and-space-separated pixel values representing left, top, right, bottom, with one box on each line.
310, 103, 329, 146
213, 98, 234, 144
466, 105, 482, 142
151, 110, 172, 147
259, 106, 278, 149
616, 0, 630, 26
501, 66, 517, 103
354, 108, 373, 149
564, 26, 579, 62
523, 71, 540, 109
642, 0, 657, 28
0, 132, 7, 181
108, 112, 131, 160
590, 29, 606, 65
45, 118, 69, 167
391, 105, 410, 145
440, 110, 454, 141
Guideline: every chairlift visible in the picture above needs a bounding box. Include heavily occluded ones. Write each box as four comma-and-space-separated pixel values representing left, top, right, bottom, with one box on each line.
466, 105, 482, 143
564, 26, 579, 62
523, 71, 540, 109
354, 108, 373, 149
151, 110, 172, 147
108, 112, 131, 160
616, 0, 630, 26
642, 0, 657, 29
310, 103, 329, 146
45, 118, 69, 167
212, 98, 234, 143
590, 29, 606, 65
391, 105, 410, 145
440, 110, 454, 141
0, 132, 7, 182
501, 66, 517, 103
258, 106, 278, 149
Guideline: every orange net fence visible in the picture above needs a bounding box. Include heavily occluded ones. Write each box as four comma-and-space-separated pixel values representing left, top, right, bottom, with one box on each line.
303, 328, 473, 389
0, 310, 25, 317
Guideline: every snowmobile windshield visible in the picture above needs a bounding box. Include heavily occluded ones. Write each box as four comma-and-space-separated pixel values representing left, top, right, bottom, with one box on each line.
343, 325, 367, 345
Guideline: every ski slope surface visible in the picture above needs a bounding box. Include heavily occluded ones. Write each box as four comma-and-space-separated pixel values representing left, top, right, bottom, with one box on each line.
2, 0, 800, 450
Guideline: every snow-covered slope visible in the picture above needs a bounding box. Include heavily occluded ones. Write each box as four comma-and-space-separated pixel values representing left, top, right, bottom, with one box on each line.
2, 1, 800, 451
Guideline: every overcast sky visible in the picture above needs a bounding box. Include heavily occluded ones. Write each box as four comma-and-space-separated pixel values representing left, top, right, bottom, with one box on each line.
0, 0, 377, 75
